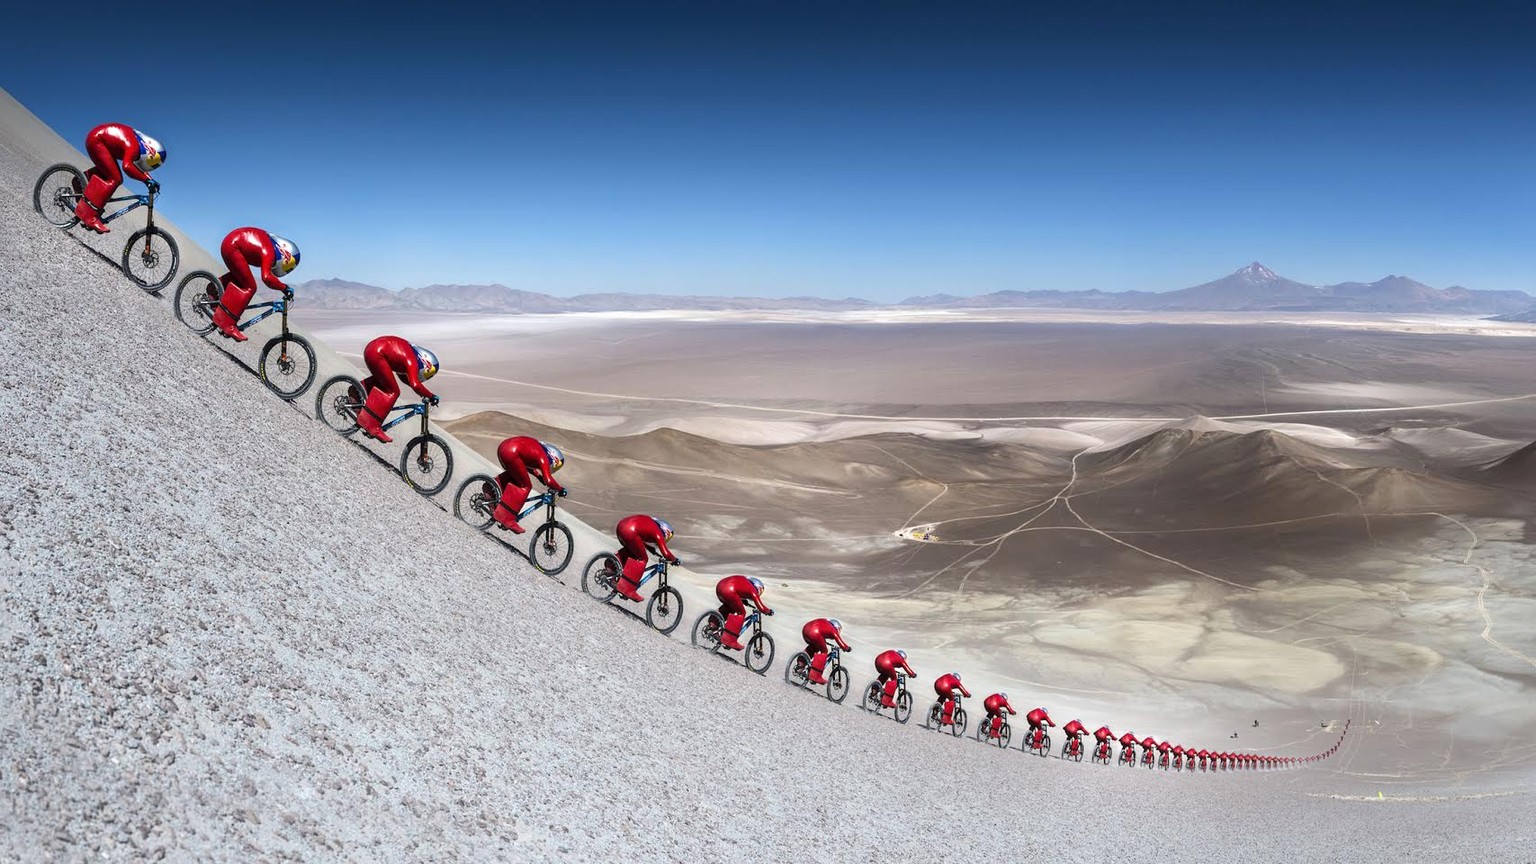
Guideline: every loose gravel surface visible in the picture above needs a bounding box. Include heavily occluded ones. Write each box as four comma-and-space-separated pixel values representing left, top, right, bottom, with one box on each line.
3, 99, 1535, 862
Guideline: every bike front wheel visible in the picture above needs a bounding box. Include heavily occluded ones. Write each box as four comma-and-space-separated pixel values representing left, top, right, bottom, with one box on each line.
646, 586, 683, 635
172, 270, 220, 335
529, 520, 574, 576
827, 665, 850, 704
258, 334, 317, 400
894, 690, 913, 724
400, 434, 453, 496
581, 553, 620, 602
692, 611, 724, 652
122, 226, 179, 293
452, 474, 498, 531
997, 723, 1012, 749
33, 164, 83, 228
952, 706, 967, 738
743, 632, 775, 675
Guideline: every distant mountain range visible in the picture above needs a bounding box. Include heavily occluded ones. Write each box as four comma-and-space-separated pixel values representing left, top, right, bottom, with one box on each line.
293, 263, 1534, 316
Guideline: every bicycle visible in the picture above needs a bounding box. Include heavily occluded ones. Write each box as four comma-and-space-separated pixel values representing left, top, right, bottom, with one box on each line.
1142, 747, 1157, 769
1061, 735, 1085, 762
923, 694, 968, 738
171, 271, 318, 399
451, 477, 574, 575
314, 376, 455, 496
783, 645, 851, 704
580, 553, 683, 635
861, 673, 913, 724
974, 714, 1012, 749
1172, 753, 1185, 771
1159, 751, 1172, 771
32, 164, 179, 292
1025, 725, 1052, 757
690, 606, 776, 675
1091, 739, 1114, 765
1119, 745, 1136, 767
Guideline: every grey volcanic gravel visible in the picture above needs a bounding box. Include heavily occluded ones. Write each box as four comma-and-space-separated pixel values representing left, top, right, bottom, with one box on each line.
2, 123, 1534, 862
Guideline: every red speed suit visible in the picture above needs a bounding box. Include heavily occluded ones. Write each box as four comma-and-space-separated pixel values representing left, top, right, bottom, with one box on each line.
76, 123, 155, 232
801, 618, 850, 685
983, 693, 1016, 739
614, 515, 677, 602
356, 335, 436, 443
715, 575, 772, 651
1141, 736, 1158, 765
873, 649, 915, 708
492, 436, 564, 533
211, 228, 290, 342
933, 673, 970, 725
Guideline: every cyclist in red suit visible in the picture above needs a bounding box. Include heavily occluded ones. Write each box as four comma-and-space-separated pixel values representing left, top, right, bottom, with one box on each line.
1026, 707, 1055, 748
1061, 718, 1086, 756
210, 227, 300, 342
355, 336, 439, 443
982, 692, 1016, 739
874, 649, 915, 708
613, 514, 679, 602
801, 618, 850, 685
1118, 731, 1137, 762
75, 122, 165, 233
491, 436, 566, 533
1140, 736, 1158, 766
933, 672, 970, 725
1157, 739, 1173, 767
1172, 744, 1186, 768
714, 574, 773, 651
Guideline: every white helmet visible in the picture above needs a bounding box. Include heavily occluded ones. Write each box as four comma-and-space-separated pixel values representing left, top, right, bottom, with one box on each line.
412, 344, 440, 380
747, 576, 764, 592
828, 618, 843, 632
541, 442, 565, 472
270, 234, 300, 276
999, 692, 1008, 700
134, 133, 166, 172
949, 671, 961, 681
896, 649, 907, 659
655, 518, 674, 541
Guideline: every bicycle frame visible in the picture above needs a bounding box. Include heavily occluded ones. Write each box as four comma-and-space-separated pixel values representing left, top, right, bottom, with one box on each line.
99, 193, 150, 224
237, 297, 292, 334
380, 399, 432, 435
636, 557, 670, 591
516, 490, 559, 523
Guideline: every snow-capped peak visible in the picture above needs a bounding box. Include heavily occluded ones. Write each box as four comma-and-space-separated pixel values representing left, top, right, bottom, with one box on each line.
1236, 262, 1278, 283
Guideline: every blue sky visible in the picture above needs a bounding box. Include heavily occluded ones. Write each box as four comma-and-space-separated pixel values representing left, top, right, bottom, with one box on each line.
6, 1, 1533, 299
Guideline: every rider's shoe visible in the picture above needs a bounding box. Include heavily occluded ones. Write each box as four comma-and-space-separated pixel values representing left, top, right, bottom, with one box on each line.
358, 388, 395, 443
808, 654, 829, 684
492, 505, 526, 534
880, 694, 896, 709
211, 306, 248, 342
719, 613, 745, 650
615, 577, 644, 602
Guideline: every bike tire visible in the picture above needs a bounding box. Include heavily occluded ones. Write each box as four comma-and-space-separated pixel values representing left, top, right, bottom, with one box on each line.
258, 334, 318, 400
998, 722, 1011, 749
645, 586, 683, 635
827, 665, 850, 704
529, 520, 574, 576
400, 434, 453, 496
581, 553, 620, 603
744, 632, 775, 675
895, 690, 913, 724
452, 474, 498, 531
33, 164, 83, 228
952, 707, 967, 738
924, 702, 941, 730
784, 652, 811, 688
315, 375, 364, 435
1040, 732, 1051, 757
172, 270, 220, 335
691, 611, 724, 652
122, 226, 179, 293
860, 680, 880, 713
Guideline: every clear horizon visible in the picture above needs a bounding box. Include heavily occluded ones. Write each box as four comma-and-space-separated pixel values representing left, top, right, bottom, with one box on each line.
5, 1, 1533, 299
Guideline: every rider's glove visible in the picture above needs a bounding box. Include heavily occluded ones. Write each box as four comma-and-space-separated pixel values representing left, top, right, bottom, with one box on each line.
557, 488, 568, 497
668, 557, 682, 566
765, 608, 775, 616
146, 179, 160, 194
283, 288, 295, 302
428, 395, 441, 407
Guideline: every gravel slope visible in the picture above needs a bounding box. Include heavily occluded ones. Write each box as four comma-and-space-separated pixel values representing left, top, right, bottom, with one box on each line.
2, 100, 1534, 863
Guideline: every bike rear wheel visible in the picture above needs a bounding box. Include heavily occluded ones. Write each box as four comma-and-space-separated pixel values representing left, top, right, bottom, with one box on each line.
784, 651, 811, 688
315, 375, 364, 435
172, 270, 220, 335
452, 474, 498, 530
529, 520, 574, 576
645, 586, 683, 635
827, 665, 850, 704
33, 164, 83, 228
400, 433, 453, 496
743, 632, 775, 675
691, 611, 724, 652
258, 334, 317, 399
860, 680, 880, 713
122, 226, 179, 293
924, 702, 941, 730
582, 553, 620, 602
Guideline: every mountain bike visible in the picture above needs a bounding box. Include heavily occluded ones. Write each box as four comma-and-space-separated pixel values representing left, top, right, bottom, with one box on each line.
451, 476, 574, 575
1025, 726, 1052, 757
32, 164, 179, 292
691, 607, 775, 675
171, 271, 317, 399
580, 553, 683, 635
314, 376, 454, 495
783, 646, 851, 704
1143, 747, 1157, 769
1091, 739, 1114, 765
1172, 753, 1185, 771
923, 695, 968, 738
1119, 745, 1136, 767
1159, 751, 1172, 770
1061, 735, 1085, 762
861, 673, 913, 723
975, 715, 1011, 749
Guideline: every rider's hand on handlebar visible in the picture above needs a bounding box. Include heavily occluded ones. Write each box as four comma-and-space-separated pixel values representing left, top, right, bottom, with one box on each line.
146, 179, 160, 195
428, 395, 441, 407
283, 288, 295, 302
668, 556, 682, 567
557, 488, 568, 498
